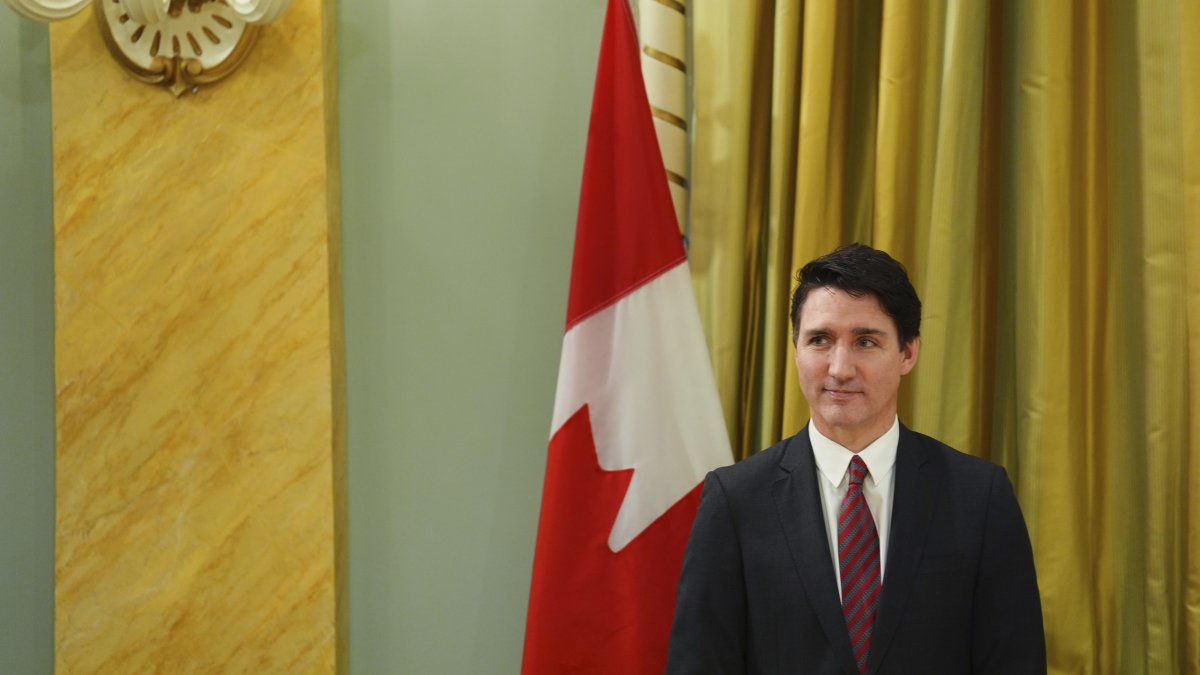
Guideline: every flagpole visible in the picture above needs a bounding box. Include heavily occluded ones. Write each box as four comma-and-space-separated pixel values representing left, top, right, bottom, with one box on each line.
636, 0, 690, 241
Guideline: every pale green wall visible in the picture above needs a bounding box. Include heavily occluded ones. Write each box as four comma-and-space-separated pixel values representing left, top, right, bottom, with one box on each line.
0, 0, 604, 671
0, 13, 55, 675
338, 0, 605, 672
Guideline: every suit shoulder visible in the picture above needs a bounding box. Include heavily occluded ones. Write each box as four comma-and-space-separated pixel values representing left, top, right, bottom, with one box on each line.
907, 428, 1005, 480
708, 435, 793, 489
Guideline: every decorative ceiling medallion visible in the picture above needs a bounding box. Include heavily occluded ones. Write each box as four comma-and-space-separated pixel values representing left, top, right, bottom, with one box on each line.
96, 0, 260, 97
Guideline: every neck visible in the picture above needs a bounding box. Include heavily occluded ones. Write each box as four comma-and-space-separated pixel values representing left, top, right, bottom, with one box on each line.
811, 418, 894, 453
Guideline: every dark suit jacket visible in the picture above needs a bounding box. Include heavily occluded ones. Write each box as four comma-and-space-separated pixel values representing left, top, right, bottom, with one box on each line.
666, 424, 1045, 674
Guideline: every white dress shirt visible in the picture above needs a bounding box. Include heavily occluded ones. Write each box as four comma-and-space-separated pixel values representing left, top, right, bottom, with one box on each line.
808, 417, 899, 600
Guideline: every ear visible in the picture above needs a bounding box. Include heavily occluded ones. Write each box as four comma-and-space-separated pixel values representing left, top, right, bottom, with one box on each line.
899, 336, 920, 376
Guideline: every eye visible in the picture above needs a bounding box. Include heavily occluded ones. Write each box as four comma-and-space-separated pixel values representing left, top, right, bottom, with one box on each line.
856, 337, 878, 348
809, 335, 830, 346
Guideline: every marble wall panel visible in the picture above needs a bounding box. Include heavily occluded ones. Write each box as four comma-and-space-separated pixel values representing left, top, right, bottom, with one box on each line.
50, 0, 343, 671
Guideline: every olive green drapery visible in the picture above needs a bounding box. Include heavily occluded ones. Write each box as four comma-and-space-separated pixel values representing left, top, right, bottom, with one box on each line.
685, 1, 1199, 672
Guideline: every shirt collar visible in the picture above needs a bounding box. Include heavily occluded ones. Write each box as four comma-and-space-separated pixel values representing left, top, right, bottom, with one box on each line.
808, 417, 900, 488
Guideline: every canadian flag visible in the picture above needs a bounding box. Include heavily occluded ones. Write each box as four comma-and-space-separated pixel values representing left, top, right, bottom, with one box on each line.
520, 0, 732, 672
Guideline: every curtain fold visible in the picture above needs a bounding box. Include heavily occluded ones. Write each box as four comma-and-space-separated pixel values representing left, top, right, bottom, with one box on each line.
1181, 3, 1200, 671
690, 0, 1200, 671
686, 0, 768, 457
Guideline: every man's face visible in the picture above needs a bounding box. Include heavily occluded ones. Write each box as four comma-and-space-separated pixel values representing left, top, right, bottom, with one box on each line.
793, 287, 919, 451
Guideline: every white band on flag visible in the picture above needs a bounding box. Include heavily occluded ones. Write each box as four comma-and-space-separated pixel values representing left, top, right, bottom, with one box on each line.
552, 263, 731, 552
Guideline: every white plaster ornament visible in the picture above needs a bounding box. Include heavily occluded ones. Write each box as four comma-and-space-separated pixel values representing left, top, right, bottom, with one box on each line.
2, 0, 292, 96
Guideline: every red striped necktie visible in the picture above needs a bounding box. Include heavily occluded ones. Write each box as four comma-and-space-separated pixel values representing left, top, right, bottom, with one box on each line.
839, 455, 880, 674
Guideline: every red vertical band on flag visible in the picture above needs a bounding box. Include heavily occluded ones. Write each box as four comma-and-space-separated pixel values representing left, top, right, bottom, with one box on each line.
522, 407, 701, 674
564, 0, 686, 330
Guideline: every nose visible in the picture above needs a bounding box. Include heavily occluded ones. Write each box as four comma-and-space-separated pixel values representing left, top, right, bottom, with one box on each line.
828, 343, 854, 381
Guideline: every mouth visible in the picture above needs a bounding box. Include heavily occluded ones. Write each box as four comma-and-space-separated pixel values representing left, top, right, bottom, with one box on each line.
824, 389, 861, 401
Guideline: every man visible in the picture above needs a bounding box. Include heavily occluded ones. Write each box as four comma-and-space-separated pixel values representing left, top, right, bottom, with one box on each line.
666, 244, 1045, 674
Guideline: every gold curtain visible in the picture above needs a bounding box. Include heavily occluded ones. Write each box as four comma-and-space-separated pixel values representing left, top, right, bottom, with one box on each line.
689, 0, 1200, 672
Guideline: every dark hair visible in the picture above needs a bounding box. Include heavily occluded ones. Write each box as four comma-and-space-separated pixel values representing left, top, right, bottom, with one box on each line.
789, 243, 921, 347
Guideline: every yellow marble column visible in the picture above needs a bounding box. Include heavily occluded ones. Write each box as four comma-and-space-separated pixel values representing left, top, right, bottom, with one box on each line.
49, 0, 345, 672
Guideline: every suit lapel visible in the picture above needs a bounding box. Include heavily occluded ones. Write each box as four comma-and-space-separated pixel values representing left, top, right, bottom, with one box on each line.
866, 425, 940, 675
773, 428, 861, 675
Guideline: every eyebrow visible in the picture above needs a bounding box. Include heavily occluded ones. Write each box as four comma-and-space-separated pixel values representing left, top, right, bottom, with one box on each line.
802, 327, 889, 338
